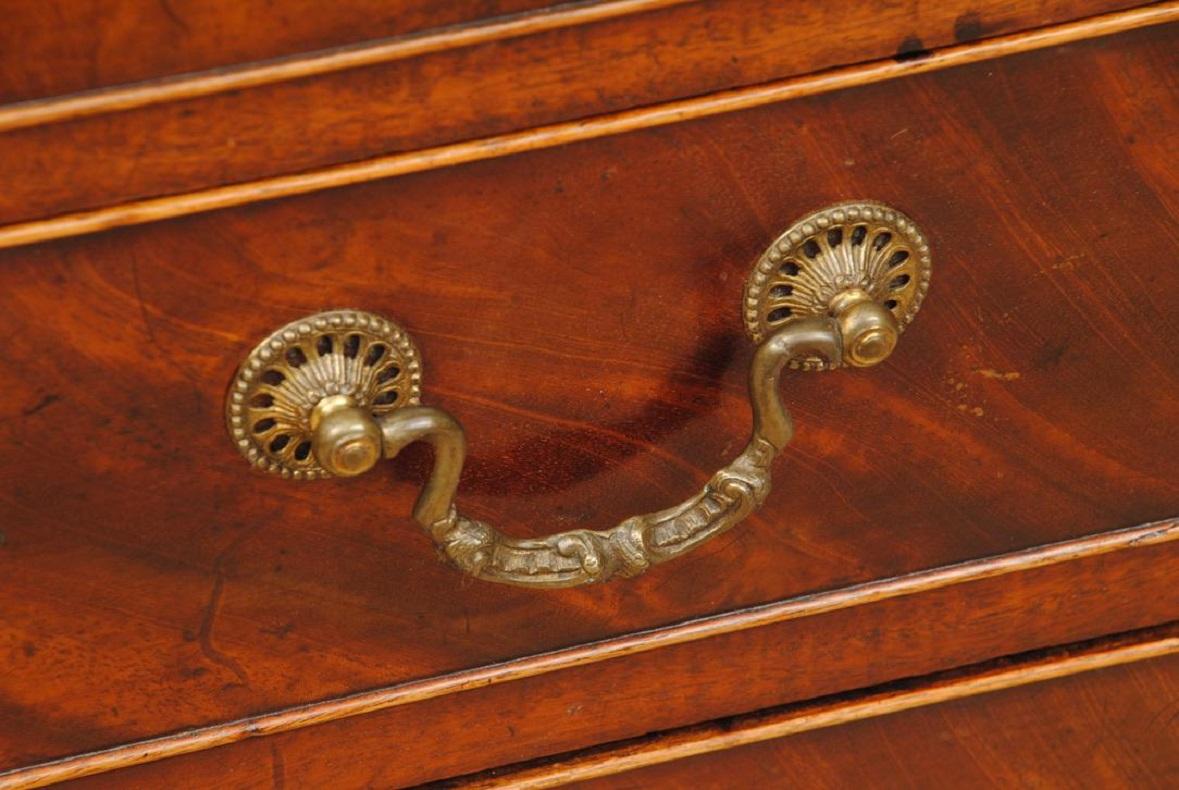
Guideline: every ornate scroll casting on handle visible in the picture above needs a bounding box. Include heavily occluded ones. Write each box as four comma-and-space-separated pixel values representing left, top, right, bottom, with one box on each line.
226, 201, 930, 588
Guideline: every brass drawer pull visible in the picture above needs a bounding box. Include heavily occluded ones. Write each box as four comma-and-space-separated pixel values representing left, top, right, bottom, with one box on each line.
226, 201, 930, 588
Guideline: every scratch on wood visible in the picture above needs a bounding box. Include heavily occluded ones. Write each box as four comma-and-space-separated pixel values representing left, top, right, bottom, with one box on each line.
197, 566, 251, 687
21, 393, 61, 416
270, 742, 286, 789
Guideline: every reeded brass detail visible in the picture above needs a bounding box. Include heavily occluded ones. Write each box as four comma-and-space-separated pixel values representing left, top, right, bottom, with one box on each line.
225, 201, 930, 587
744, 200, 930, 370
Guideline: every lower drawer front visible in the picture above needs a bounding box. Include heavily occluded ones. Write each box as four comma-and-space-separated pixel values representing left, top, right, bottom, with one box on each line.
571, 649, 1179, 789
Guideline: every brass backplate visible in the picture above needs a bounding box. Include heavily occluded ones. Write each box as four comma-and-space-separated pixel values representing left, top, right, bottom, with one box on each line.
226, 309, 421, 478
744, 201, 931, 369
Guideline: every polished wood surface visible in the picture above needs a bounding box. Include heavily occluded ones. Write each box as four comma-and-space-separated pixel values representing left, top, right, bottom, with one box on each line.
567, 642, 1179, 790
0, 0, 688, 134
2, 12, 1178, 788
13, 532, 1174, 787
0, 0, 564, 102
3, 4, 1175, 249
0, 0, 1148, 223
1, 23, 1178, 779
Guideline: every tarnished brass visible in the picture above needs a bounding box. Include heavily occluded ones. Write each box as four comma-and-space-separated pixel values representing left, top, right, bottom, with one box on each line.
743, 200, 930, 370
829, 288, 899, 367
226, 309, 421, 478
310, 395, 384, 477
225, 201, 930, 588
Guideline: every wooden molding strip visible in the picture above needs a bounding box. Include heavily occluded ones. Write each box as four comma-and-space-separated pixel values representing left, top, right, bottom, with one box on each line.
0, 0, 691, 134
457, 626, 1179, 789
0, 1, 1176, 254
0, 519, 1174, 789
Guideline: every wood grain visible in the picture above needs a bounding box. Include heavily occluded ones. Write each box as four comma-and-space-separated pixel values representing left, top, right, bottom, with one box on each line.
19, 541, 1179, 788
0, 0, 1155, 225
0, 0, 566, 103
508, 632, 1179, 789
1, 22, 1177, 785
0, 0, 690, 132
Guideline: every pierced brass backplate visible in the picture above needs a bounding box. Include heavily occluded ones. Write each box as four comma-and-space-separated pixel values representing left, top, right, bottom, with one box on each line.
744, 201, 931, 370
226, 309, 421, 478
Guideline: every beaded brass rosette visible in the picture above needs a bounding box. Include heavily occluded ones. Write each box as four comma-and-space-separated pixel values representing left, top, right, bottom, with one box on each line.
226, 309, 421, 478
745, 201, 931, 370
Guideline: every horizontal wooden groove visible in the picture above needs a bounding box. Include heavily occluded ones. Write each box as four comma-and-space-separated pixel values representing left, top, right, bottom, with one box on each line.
0, 1, 1175, 254
0, 519, 1174, 789
0, 0, 691, 134
457, 625, 1179, 789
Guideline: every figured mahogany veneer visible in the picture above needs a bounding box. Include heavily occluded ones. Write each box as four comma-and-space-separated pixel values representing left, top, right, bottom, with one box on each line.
0, 0, 566, 103
525, 632, 1179, 789
14, 529, 1175, 788
0, 9, 1176, 790
2, 21, 1179, 781
0, 0, 1157, 223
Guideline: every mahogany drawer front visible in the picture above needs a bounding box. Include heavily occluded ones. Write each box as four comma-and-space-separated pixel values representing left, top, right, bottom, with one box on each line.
0, 0, 1139, 105
0, 0, 564, 103
24, 538, 1177, 787
567, 648, 1179, 790
1, 18, 1177, 786
0, 0, 1151, 223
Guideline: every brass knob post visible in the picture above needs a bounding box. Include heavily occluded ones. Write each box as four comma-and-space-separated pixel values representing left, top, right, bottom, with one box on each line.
829, 287, 899, 367
310, 395, 383, 477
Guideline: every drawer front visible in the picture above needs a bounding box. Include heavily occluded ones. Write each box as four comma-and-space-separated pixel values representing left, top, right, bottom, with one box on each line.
0, 0, 1151, 223
0, 0, 563, 103
22, 538, 1175, 787
1, 20, 1178, 782
568, 648, 1179, 789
